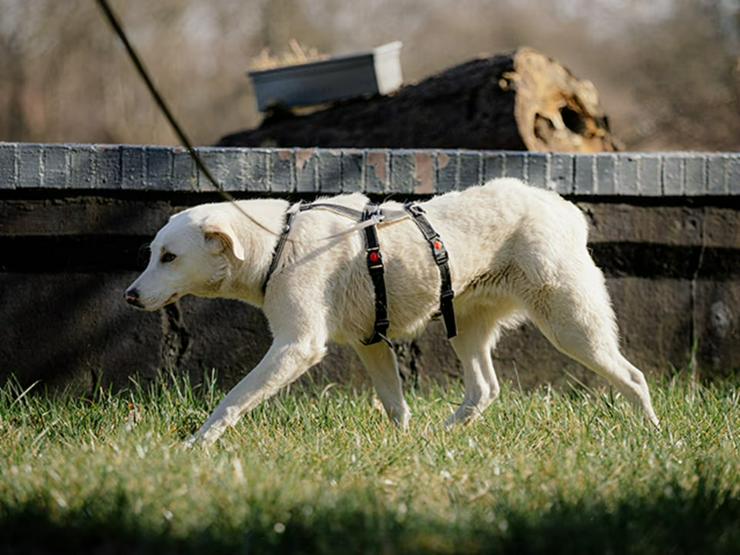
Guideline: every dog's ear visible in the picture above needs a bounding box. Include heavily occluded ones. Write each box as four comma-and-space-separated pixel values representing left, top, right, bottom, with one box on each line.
202, 222, 245, 261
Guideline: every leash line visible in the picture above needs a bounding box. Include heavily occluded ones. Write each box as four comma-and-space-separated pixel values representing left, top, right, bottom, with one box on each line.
97, 1, 457, 346
95, 0, 218, 192
94, 1, 415, 248
94, 0, 281, 237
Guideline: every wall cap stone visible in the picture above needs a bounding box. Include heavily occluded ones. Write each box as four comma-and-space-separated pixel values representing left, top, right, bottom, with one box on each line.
1, 142, 737, 196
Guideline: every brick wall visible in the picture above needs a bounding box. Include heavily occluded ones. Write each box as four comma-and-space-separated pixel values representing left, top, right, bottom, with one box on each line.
0, 143, 737, 393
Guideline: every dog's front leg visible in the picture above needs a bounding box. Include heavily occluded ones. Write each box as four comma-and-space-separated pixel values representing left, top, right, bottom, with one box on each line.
186, 338, 326, 447
353, 342, 410, 429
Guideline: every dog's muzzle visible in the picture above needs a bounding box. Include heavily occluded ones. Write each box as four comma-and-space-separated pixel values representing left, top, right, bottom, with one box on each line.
124, 288, 145, 309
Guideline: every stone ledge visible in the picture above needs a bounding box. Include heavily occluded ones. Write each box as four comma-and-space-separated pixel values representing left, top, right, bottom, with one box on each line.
1, 143, 738, 196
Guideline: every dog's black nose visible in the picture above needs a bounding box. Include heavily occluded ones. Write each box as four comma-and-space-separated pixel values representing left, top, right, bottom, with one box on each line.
125, 288, 144, 308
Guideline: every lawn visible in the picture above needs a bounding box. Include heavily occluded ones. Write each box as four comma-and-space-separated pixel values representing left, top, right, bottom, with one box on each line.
0, 372, 737, 554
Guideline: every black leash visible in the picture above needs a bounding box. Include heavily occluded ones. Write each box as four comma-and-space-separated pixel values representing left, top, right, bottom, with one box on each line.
97, 0, 456, 344
95, 0, 220, 192
95, 0, 279, 238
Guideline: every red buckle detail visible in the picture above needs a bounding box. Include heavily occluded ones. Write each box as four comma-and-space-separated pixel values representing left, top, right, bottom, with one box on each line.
369, 251, 381, 264
434, 240, 443, 251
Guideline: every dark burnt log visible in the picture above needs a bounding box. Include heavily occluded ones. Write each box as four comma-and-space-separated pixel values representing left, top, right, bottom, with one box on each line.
218, 47, 619, 152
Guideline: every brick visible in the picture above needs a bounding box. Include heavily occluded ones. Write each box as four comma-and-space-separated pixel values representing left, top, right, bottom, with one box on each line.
413, 152, 436, 194
662, 154, 684, 195
341, 150, 364, 192
121, 146, 146, 190
295, 148, 318, 193
145, 147, 173, 190
595, 154, 616, 195
727, 156, 739, 195
219, 150, 248, 192
616, 154, 638, 196
707, 155, 727, 195
436, 150, 457, 192
684, 155, 706, 195
482, 151, 505, 182
197, 148, 231, 193
574, 155, 595, 194
41, 144, 68, 188
638, 154, 661, 196
458, 151, 482, 189
97, 146, 121, 189
527, 153, 548, 189
550, 153, 574, 195
172, 148, 197, 191
242, 149, 269, 192
365, 149, 388, 194
68, 145, 96, 189
503, 153, 525, 180
269, 149, 294, 193
18, 143, 43, 188
389, 150, 416, 193
318, 149, 342, 193
214, 150, 247, 192
0, 143, 17, 189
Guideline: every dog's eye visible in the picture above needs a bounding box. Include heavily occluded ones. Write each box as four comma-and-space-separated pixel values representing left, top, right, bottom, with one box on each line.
160, 252, 177, 264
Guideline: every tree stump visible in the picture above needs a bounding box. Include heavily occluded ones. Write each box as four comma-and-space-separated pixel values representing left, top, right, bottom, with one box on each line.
218, 47, 619, 152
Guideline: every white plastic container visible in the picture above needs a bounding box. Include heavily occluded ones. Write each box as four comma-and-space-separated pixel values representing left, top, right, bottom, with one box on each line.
248, 41, 403, 112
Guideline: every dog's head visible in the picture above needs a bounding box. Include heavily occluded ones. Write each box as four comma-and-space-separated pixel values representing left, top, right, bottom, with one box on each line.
125, 205, 245, 311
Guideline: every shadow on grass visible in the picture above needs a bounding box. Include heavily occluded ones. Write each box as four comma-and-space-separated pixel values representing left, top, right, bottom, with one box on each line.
1, 475, 737, 555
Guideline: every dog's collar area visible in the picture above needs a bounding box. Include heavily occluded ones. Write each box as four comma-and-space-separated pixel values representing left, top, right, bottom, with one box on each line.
262, 201, 363, 295
262, 200, 457, 344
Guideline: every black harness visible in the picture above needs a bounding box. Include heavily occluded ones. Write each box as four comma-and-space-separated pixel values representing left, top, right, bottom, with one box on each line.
361, 203, 390, 345
403, 203, 457, 339
262, 201, 457, 345
263, 202, 365, 294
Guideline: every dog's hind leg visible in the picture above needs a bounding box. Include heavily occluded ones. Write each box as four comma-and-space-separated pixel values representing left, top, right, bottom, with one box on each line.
354, 342, 411, 429
526, 262, 660, 429
445, 303, 517, 427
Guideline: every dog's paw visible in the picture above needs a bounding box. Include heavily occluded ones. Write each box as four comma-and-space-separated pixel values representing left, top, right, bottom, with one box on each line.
183, 429, 222, 449
182, 435, 200, 449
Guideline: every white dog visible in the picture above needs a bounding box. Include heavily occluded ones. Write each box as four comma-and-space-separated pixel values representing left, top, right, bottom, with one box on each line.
126, 178, 659, 446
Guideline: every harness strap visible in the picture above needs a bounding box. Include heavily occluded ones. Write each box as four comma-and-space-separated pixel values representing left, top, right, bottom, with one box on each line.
404, 203, 457, 339
262, 202, 302, 294
263, 201, 384, 295
264, 200, 451, 345
305, 202, 365, 221
361, 203, 391, 346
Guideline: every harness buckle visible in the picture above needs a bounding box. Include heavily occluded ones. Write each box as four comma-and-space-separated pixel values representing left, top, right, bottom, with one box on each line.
433, 246, 449, 265
374, 318, 390, 329
405, 202, 425, 216
440, 289, 455, 301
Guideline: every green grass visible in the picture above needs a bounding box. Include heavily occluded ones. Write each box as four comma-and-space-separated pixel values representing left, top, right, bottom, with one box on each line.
0, 373, 738, 554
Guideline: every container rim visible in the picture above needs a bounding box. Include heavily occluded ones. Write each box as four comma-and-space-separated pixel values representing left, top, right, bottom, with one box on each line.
247, 41, 403, 78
